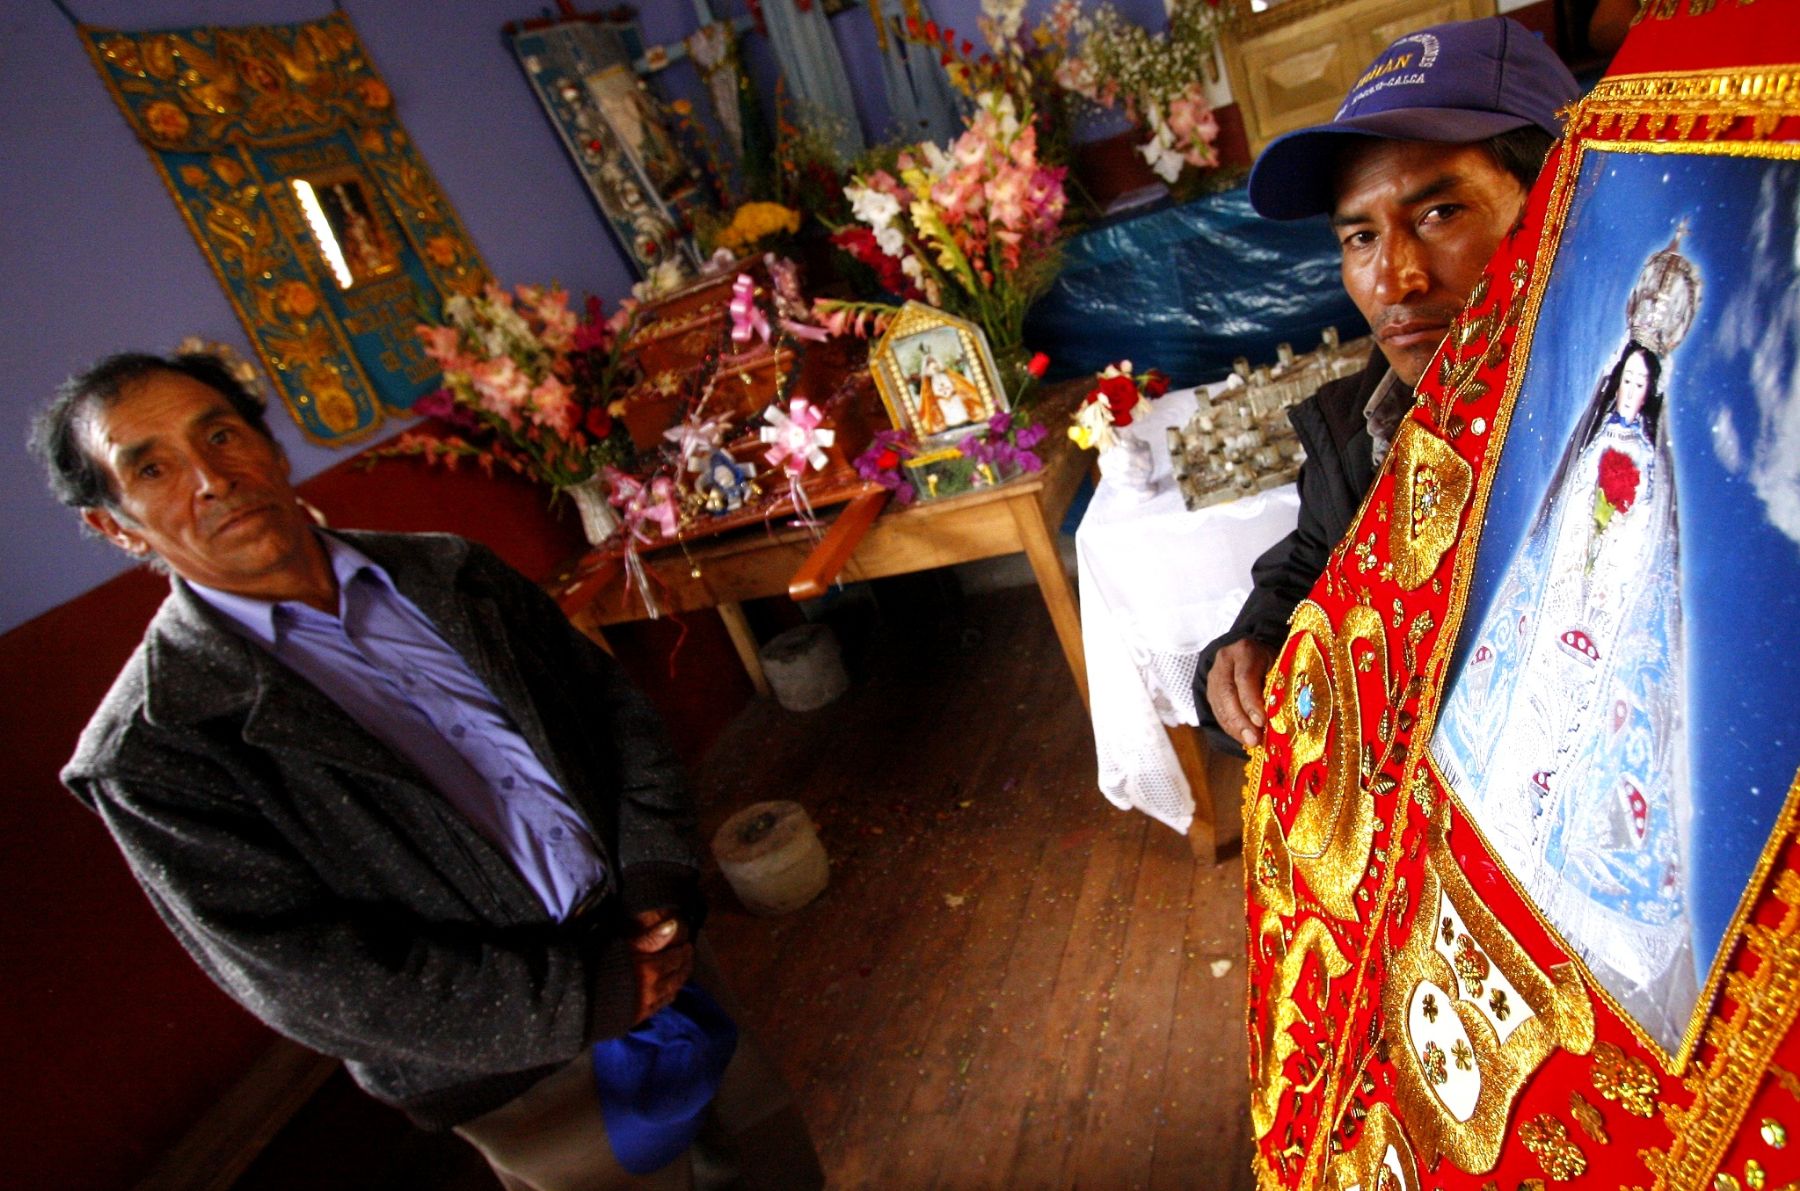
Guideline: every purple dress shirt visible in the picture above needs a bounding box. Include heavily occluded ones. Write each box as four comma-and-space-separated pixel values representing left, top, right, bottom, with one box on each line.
191, 535, 606, 920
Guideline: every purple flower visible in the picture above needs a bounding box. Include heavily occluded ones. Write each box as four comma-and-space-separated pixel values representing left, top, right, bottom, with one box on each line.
414, 387, 482, 432
854, 429, 918, 504
414, 388, 455, 418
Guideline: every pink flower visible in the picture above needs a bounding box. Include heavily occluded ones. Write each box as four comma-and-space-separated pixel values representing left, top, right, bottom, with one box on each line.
418, 324, 465, 368
524, 285, 577, 351
469, 356, 531, 426
1166, 84, 1222, 169
529, 374, 579, 436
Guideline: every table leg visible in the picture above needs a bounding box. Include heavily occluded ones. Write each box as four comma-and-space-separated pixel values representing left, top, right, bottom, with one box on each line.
1166, 724, 1237, 863
716, 602, 772, 698
1008, 497, 1088, 710
568, 606, 616, 656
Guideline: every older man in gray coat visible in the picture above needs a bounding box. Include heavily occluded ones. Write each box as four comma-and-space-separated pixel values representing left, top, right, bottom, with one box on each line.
35, 351, 820, 1190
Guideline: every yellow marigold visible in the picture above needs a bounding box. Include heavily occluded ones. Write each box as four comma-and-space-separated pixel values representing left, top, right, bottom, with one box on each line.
718, 202, 801, 250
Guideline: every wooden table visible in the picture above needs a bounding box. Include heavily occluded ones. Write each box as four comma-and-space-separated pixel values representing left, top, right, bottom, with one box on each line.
548, 384, 1227, 862
551, 405, 1092, 709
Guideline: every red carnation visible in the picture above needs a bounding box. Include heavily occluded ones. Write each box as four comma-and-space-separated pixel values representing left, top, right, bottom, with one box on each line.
1598, 448, 1640, 514
1142, 369, 1170, 399
1095, 374, 1140, 427
1026, 352, 1050, 378
584, 403, 613, 440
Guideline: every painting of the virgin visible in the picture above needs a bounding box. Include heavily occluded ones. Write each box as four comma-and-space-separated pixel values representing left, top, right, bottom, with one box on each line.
1430, 148, 1800, 1058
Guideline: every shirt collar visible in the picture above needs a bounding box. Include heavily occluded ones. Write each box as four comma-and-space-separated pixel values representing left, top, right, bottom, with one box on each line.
187, 534, 398, 647
1364, 368, 1413, 465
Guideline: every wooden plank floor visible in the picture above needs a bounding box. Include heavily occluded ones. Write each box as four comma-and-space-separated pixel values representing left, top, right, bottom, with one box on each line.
235, 584, 1256, 1190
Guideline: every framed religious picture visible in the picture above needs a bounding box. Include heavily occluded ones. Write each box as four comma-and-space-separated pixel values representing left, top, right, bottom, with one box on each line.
507, 17, 709, 280
869, 302, 1008, 499
1427, 151, 1799, 1063
289, 169, 404, 289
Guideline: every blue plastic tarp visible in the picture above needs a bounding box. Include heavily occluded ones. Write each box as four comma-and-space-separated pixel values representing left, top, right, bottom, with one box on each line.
1025, 184, 1367, 388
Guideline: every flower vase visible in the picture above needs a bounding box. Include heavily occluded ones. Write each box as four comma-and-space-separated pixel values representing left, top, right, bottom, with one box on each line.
566, 476, 620, 545
1099, 430, 1157, 500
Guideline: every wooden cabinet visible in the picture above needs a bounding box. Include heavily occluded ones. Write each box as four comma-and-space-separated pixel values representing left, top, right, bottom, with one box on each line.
1223, 0, 1495, 156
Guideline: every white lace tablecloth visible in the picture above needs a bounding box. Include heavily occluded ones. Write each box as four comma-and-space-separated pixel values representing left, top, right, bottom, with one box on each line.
1075, 386, 1301, 833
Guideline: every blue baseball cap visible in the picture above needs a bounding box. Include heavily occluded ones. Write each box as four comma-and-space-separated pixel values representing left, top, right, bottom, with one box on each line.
1247, 17, 1581, 220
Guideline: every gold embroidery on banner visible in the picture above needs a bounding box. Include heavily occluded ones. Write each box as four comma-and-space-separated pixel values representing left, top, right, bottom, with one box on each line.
1387, 423, 1474, 591
1647, 853, 1800, 1190
1570, 67, 1800, 144
1250, 915, 1353, 1142
1518, 1114, 1588, 1180
78, 14, 489, 445
1272, 631, 1333, 773
1383, 808, 1595, 1175
1322, 1103, 1421, 1191
1251, 793, 1297, 919
1592, 1041, 1661, 1117
1278, 602, 1388, 921
1570, 1092, 1611, 1144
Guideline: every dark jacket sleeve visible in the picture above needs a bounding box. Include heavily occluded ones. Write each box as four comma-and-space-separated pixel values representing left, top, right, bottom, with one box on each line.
1194, 360, 1382, 752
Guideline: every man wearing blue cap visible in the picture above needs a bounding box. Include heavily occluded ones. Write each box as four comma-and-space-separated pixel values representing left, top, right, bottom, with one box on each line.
1199, 16, 1581, 753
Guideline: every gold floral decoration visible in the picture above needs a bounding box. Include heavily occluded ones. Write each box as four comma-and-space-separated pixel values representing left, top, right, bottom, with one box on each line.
1386, 422, 1473, 591
1382, 806, 1594, 1175
1275, 602, 1389, 921
1518, 1114, 1587, 1181
1591, 1040, 1661, 1118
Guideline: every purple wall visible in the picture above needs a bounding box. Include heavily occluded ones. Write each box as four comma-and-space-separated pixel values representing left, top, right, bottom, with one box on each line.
0, 0, 1169, 633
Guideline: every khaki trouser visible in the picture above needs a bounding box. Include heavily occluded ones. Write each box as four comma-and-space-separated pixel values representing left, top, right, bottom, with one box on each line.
456, 944, 823, 1191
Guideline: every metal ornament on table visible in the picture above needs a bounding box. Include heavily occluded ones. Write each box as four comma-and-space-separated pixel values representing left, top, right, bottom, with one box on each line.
1167, 329, 1372, 511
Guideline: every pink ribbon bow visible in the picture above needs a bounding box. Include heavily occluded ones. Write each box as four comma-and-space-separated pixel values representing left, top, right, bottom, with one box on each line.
729, 274, 770, 346
759, 399, 836, 477
663, 416, 728, 474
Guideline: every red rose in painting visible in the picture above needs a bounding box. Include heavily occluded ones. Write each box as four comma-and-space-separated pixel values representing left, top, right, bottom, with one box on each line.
1598, 448, 1640, 514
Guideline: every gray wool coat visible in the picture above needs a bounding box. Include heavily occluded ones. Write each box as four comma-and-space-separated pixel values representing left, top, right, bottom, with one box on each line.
63, 530, 703, 1128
